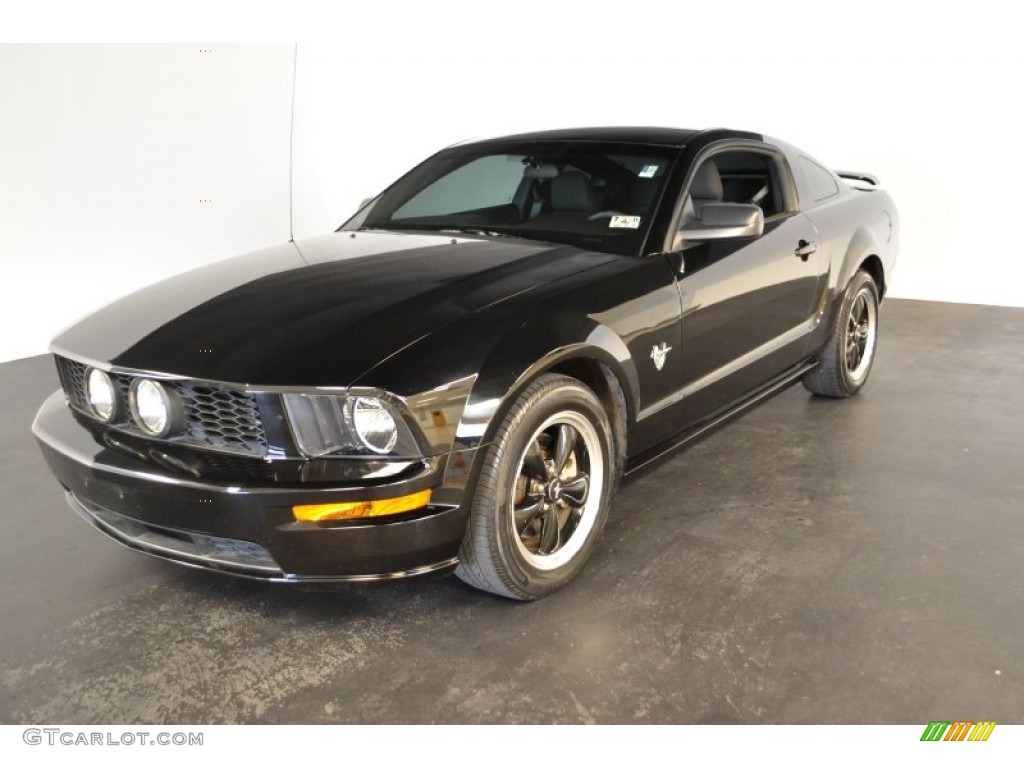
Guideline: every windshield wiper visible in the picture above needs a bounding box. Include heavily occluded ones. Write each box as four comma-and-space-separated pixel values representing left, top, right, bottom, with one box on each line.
357, 224, 543, 243
438, 227, 520, 239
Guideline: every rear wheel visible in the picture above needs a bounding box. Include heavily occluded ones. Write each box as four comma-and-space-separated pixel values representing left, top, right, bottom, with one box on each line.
455, 374, 615, 600
803, 269, 880, 397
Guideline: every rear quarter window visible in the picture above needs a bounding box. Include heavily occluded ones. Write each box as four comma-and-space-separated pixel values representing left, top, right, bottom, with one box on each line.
800, 156, 840, 202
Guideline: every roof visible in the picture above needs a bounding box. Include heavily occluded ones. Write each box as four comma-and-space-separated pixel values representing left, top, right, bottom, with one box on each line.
465, 126, 704, 147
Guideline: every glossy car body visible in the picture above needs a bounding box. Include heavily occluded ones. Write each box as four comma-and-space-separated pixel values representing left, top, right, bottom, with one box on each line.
34, 126, 898, 589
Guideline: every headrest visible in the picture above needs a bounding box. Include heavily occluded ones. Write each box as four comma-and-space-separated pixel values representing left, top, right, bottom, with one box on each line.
690, 161, 723, 200
550, 171, 600, 212
523, 163, 559, 180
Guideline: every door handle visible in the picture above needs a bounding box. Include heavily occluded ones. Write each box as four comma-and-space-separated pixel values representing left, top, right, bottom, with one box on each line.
794, 239, 818, 261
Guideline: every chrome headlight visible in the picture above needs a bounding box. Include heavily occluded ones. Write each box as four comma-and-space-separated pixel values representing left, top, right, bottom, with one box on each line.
348, 397, 398, 454
131, 379, 174, 436
282, 392, 421, 458
85, 368, 116, 422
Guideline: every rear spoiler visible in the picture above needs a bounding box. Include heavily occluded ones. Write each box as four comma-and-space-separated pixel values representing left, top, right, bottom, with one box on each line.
836, 170, 879, 187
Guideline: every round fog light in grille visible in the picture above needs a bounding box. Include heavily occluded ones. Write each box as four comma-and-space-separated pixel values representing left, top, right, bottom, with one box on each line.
86, 368, 116, 422
131, 378, 173, 436
350, 397, 398, 454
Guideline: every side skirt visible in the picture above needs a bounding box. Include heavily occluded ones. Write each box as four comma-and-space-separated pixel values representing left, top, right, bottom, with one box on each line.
624, 360, 818, 476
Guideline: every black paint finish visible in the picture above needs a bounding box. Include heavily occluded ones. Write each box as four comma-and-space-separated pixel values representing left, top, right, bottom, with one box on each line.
54, 232, 619, 387
35, 127, 899, 581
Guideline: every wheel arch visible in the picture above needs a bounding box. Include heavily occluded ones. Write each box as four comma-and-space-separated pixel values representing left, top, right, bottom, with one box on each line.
454, 324, 639, 464
817, 227, 886, 336
838, 225, 886, 298
858, 253, 886, 298
532, 355, 630, 480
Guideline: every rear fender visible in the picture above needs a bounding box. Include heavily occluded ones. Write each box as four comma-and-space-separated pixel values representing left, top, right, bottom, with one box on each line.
815, 225, 885, 343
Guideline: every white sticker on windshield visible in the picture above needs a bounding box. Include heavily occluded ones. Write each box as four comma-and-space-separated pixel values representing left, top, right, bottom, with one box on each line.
638, 165, 659, 178
610, 215, 642, 229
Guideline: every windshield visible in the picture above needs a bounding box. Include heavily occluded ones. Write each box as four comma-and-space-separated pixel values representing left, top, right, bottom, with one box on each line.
344, 140, 679, 256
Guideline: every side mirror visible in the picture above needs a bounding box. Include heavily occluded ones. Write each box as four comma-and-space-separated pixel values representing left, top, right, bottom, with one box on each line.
358, 196, 377, 212
677, 202, 764, 244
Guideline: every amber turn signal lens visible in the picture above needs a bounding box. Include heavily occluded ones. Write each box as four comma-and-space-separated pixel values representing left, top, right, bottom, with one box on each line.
292, 490, 431, 522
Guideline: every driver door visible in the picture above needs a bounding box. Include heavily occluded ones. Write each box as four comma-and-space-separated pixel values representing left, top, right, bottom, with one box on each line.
670, 148, 824, 428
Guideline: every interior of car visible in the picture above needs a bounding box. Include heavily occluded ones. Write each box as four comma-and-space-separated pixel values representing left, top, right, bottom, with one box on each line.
359, 143, 793, 257
371, 146, 674, 255
510, 156, 664, 232
687, 151, 785, 220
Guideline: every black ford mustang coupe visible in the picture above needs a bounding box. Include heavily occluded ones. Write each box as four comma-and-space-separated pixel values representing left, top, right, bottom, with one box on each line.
34, 127, 899, 599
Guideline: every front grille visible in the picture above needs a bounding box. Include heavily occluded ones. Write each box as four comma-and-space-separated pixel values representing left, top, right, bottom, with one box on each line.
56, 356, 89, 407
56, 357, 268, 457
180, 384, 267, 455
199, 449, 282, 483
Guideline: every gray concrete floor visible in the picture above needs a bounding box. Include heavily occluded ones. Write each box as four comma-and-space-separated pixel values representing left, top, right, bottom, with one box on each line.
1, 299, 1022, 724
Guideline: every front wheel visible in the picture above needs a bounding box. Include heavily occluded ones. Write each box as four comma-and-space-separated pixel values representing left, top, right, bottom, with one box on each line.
803, 269, 880, 397
455, 374, 615, 600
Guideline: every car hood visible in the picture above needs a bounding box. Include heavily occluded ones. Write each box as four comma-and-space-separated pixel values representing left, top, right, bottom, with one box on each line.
52, 231, 616, 386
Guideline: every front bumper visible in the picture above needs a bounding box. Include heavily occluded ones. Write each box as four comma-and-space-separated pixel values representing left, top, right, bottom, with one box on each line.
33, 391, 474, 582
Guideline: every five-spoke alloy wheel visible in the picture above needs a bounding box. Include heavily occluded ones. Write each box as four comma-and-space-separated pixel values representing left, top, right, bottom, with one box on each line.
456, 374, 615, 600
843, 284, 878, 386
803, 269, 881, 397
509, 411, 604, 571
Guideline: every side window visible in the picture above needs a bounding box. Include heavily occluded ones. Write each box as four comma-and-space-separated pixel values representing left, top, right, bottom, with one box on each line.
708, 151, 786, 218
799, 156, 839, 202
392, 155, 524, 219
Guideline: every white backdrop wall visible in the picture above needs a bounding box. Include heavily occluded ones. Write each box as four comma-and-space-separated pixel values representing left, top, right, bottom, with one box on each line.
0, 44, 294, 362
290, 9, 1024, 309
2, 7, 1023, 363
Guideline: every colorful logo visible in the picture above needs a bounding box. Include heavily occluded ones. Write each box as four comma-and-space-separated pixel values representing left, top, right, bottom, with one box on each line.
920, 721, 996, 741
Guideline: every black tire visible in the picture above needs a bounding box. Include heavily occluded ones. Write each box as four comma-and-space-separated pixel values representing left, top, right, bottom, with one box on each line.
803, 270, 880, 398
455, 374, 615, 600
